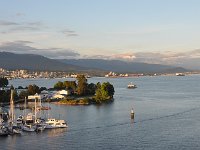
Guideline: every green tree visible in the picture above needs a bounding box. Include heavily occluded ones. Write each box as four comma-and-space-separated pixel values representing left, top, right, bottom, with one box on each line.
94, 82, 103, 103
0, 90, 9, 102
0, 77, 8, 87
63, 81, 77, 90
54, 81, 64, 90
39, 87, 47, 92
19, 90, 29, 99
28, 84, 40, 95
0, 89, 18, 103
94, 82, 115, 103
76, 75, 88, 96
101, 82, 115, 98
87, 83, 97, 95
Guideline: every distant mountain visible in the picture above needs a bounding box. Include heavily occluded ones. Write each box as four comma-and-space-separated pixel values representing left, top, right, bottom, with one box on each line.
0, 52, 189, 74
0, 52, 86, 72
58, 59, 189, 73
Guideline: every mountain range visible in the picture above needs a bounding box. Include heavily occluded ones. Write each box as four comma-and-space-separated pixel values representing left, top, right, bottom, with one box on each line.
0, 52, 189, 74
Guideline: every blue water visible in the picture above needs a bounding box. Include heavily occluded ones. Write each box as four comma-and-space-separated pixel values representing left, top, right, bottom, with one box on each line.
1, 75, 200, 150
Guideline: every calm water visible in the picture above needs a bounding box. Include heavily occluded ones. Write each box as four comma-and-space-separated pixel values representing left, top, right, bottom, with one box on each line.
1, 75, 200, 150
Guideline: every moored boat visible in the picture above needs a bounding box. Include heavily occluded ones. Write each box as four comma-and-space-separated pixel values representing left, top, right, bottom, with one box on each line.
22, 124, 36, 132
45, 118, 68, 129
127, 82, 137, 89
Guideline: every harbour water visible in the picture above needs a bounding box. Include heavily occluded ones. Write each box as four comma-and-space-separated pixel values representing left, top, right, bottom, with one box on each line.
1, 75, 200, 150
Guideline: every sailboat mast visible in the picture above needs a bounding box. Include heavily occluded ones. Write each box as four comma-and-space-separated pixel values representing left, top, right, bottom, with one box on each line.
10, 89, 14, 124
24, 97, 26, 122
34, 98, 37, 123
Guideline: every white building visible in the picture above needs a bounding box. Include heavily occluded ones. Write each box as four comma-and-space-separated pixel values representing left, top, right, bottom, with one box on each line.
28, 93, 42, 100
59, 90, 70, 95
51, 89, 71, 99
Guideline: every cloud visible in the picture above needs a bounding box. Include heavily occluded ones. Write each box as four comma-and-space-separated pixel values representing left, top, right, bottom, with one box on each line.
0, 20, 44, 33
62, 30, 78, 37
0, 41, 80, 59
16, 13, 25, 17
111, 53, 136, 60
11, 26, 41, 32
83, 54, 112, 60
87, 50, 199, 68
0, 20, 19, 26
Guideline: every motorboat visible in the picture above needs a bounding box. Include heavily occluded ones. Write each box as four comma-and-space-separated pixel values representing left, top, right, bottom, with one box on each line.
22, 124, 36, 132
176, 73, 185, 76
45, 118, 68, 129
25, 113, 34, 124
35, 123, 46, 132
127, 82, 137, 89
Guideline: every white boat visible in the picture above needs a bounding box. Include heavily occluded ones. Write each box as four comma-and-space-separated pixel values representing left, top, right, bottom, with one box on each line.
16, 115, 24, 126
45, 118, 68, 129
127, 82, 137, 89
25, 113, 35, 124
176, 73, 185, 76
22, 124, 36, 132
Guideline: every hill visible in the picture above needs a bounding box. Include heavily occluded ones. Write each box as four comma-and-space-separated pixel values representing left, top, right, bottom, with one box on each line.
0, 52, 189, 74
0, 52, 85, 72
58, 59, 189, 73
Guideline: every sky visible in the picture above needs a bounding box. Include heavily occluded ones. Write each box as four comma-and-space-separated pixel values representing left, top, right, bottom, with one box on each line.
0, 0, 200, 65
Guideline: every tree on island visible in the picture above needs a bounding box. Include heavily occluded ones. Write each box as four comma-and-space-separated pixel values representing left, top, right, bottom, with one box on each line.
94, 82, 115, 103
76, 75, 88, 96
54, 81, 64, 90
87, 83, 97, 95
63, 81, 77, 91
28, 84, 40, 95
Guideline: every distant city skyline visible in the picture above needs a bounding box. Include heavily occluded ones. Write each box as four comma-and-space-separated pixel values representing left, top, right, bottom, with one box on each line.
0, 0, 200, 63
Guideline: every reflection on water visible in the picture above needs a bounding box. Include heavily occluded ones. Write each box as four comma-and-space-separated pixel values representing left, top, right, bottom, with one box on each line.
46, 128, 67, 137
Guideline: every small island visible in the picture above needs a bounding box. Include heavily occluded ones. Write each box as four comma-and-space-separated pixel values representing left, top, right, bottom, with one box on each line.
52, 74, 115, 105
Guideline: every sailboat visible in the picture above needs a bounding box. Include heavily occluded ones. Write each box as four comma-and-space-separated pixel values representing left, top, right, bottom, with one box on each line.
22, 97, 36, 132
8, 89, 21, 135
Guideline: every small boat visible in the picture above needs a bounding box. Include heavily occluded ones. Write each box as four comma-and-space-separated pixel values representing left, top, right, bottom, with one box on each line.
176, 73, 185, 76
16, 115, 24, 125
127, 82, 137, 89
7, 126, 22, 135
22, 124, 36, 132
45, 118, 68, 129
25, 113, 34, 124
